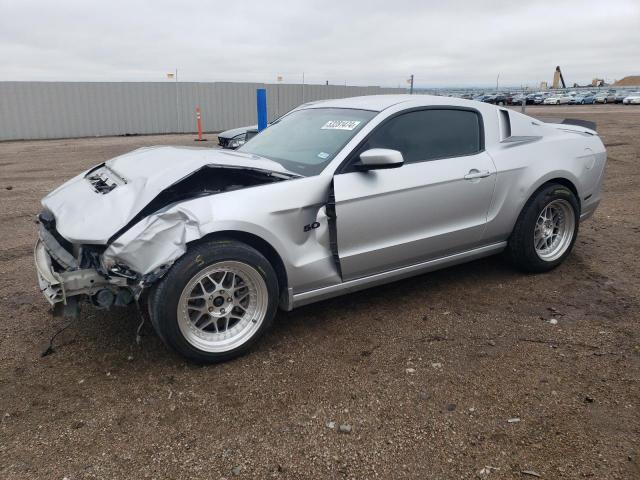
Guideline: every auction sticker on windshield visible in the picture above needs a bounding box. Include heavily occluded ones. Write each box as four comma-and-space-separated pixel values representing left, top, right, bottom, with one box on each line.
321, 120, 361, 130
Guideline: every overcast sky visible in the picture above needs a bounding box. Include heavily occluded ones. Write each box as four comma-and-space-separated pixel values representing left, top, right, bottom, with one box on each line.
2, 0, 639, 88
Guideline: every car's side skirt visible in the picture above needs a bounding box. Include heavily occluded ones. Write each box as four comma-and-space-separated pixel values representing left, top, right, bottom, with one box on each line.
291, 241, 508, 309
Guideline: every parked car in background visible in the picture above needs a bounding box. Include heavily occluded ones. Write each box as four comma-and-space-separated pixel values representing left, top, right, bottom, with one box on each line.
623, 92, 640, 105
543, 94, 571, 105
483, 94, 509, 106
511, 94, 526, 105
569, 94, 584, 104
572, 93, 596, 104
594, 91, 616, 104
218, 101, 320, 149
35, 94, 606, 363
614, 91, 629, 103
533, 93, 552, 104
473, 94, 491, 102
217, 125, 254, 149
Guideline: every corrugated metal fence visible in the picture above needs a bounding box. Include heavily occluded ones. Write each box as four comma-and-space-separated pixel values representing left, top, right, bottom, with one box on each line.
0, 82, 405, 141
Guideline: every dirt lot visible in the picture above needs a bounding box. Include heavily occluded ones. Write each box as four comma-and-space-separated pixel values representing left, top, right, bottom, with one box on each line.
1, 105, 639, 479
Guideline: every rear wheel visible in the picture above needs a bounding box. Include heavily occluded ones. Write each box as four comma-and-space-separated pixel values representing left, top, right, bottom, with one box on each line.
603, 98, 608, 104
506, 184, 579, 272
150, 239, 279, 363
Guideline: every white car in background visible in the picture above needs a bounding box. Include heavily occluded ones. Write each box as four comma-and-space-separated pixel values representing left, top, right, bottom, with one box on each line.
622, 93, 640, 105
543, 94, 571, 105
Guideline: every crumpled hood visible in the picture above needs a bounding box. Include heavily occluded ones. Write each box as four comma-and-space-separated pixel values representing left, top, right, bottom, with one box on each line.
42, 146, 293, 244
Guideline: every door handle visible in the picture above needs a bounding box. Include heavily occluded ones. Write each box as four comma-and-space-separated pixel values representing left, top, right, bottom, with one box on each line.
464, 169, 492, 180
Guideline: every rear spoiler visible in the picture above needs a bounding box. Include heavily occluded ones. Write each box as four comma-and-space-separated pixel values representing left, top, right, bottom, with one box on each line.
536, 116, 597, 132
560, 118, 597, 131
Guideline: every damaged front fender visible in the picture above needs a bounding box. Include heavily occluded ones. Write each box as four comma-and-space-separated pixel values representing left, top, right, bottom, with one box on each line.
102, 196, 289, 281
103, 202, 211, 275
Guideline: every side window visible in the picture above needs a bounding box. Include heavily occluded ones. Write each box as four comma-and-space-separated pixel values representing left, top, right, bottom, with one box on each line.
357, 109, 482, 164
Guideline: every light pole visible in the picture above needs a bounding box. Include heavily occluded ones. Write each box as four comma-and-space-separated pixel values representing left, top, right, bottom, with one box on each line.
496, 73, 500, 92
167, 69, 179, 132
276, 75, 282, 117
175, 68, 179, 132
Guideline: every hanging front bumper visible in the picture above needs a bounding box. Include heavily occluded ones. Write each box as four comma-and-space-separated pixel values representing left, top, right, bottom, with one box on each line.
35, 239, 128, 306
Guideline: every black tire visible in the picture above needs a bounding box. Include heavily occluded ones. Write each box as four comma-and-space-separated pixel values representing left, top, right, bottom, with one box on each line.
603, 98, 607, 104
149, 239, 279, 363
506, 183, 580, 273
581, 100, 585, 105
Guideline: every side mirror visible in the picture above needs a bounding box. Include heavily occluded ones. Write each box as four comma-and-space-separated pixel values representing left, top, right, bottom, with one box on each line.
355, 149, 404, 171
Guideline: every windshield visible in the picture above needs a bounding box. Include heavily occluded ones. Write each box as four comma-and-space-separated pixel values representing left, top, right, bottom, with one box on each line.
238, 108, 376, 176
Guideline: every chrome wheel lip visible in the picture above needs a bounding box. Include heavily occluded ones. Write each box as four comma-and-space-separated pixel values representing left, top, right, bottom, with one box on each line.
534, 199, 575, 262
177, 261, 268, 353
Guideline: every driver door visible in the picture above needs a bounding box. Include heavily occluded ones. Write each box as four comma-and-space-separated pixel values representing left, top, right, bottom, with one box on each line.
332, 108, 496, 280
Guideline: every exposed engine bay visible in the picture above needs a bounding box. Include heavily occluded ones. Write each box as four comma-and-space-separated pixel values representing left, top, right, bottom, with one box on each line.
107, 165, 288, 243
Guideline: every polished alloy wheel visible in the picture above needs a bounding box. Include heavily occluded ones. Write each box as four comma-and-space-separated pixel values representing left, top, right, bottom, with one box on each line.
534, 199, 575, 262
177, 261, 268, 352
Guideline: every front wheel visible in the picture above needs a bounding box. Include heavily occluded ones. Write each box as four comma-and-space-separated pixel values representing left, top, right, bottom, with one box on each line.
506, 184, 579, 272
150, 239, 279, 363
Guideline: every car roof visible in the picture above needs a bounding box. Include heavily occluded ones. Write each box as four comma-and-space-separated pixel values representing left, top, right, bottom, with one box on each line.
302, 94, 484, 112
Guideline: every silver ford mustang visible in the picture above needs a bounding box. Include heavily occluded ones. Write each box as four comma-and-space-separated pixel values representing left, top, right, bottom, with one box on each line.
35, 95, 607, 363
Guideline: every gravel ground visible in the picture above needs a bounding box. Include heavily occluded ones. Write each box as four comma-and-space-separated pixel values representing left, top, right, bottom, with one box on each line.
0, 105, 639, 479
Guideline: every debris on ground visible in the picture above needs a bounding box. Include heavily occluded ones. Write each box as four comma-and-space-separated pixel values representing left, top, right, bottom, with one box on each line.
478, 465, 499, 476
338, 424, 352, 434
521, 470, 542, 477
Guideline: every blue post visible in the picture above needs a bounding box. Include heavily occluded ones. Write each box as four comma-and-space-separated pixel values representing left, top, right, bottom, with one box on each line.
257, 88, 267, 132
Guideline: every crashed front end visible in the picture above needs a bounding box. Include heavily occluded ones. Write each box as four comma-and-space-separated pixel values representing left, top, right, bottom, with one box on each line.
35, 146, 296, 316
35, 209, 134, 314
